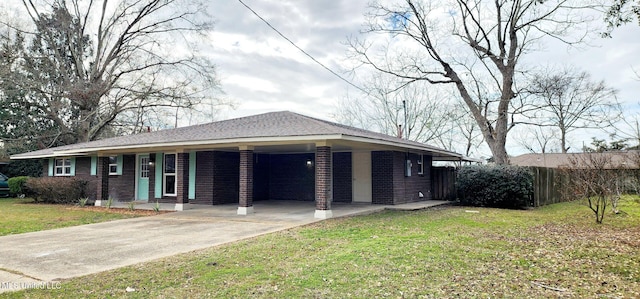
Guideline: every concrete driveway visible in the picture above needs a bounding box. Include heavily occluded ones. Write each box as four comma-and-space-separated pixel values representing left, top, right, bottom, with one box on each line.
0, 200, 448, 293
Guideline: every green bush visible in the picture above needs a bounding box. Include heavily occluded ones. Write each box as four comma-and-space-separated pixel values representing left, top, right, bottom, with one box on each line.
456, 165, 533, 209
25, 177, 89, 204
7, 176, 31, 196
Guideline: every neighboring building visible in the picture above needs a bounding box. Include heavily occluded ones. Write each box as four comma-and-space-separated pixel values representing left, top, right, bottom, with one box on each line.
510, 152, 639, 169
11, 111, 468, 218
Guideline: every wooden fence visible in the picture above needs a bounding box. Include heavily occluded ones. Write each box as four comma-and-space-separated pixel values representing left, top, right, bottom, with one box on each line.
431, 167, 456, 200
430, 166, 578, 206
529, 166, 568, 207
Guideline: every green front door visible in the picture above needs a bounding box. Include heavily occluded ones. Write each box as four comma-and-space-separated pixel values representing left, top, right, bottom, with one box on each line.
137, 155, 150, 201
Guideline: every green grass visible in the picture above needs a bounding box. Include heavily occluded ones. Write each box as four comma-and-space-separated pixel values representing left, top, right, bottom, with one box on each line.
0, 198, 143, 236
4, 197, 640, 298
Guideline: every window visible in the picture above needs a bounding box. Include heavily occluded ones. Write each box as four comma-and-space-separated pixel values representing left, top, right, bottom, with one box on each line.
417, 155, 424, 175
109, 156, 118, 175
163, 153, 176, 196
140, 156, 150, 178
55, 158, 72, 176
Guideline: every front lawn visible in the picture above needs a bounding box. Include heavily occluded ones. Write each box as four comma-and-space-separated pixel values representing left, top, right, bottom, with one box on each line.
0, 198, 145, 236
4, 197, 640, 298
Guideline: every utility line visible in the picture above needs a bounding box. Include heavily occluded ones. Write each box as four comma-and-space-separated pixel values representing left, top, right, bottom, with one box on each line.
236, 0, 368, 94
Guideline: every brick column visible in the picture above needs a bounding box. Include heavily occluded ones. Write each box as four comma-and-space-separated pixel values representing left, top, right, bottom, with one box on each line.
315, 146, 333, 219
238, 148, 254, 215
95, 157, 109, 206
175, 152, 189, 211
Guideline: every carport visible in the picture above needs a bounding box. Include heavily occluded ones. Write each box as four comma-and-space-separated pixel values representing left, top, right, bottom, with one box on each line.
11, 111, 469, 219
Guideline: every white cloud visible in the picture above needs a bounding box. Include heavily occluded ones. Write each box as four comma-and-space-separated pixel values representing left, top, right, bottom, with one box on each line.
224, 74, 281, 93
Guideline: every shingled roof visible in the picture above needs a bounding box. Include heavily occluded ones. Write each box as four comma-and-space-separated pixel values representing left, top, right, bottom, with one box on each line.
12, 111, 465, 160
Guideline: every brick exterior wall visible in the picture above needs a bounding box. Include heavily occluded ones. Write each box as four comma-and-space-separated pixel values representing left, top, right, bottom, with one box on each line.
267, 153, 315, 201
371, 151, 432, 204
108, 155, 136, 201
211, 151, 239, 205
176, 153, 189, 204
192, 151, 214, 204
392, 152, 432, 204
332, 152, 352, 203
73, 157, 97, 200
42, 156, 136, 202
371, 151, 394, 204
96, 157, 109, 202
37, 149, 433, 206
253, 154, 270, 201
315, 146, 332, 210
239, 150, 253, 207
148, 154, 158, 201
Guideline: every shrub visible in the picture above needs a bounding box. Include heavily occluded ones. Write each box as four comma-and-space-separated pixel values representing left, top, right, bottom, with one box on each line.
456, 165, 533, 209
26, 177, 89, 204
8, 176, 31, 196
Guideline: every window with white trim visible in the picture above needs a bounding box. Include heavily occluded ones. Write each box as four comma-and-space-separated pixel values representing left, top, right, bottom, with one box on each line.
417, 155, 424, 175
163, 153, 176, 196
55, 158, 72, 176
140, 156, 150, 178
108, 156, 118, 175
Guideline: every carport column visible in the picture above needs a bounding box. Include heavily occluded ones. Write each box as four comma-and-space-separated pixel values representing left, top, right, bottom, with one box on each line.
238, 146, 254, 215
175, 152, 189, 211
95, 156, 109, 206
315, 144, 333, 219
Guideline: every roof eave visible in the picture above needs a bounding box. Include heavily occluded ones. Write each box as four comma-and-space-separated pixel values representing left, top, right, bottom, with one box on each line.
11, 134, 464, 160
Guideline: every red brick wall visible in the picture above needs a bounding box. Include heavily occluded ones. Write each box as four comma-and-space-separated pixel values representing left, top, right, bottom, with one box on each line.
392, 152, 432, 204
268, 153, 315, 201
372, 151, 394, 204
192, 151, 214, 204
239, 150, 253, 207
333, 152, 352, 202
73, 157, 97, 201
315, 146, 332, 210
108, 155, 136, 201
176, 153, 189, 204
372, 151, 432, 204
253, 154, 271, 201
212, 151, 239, 205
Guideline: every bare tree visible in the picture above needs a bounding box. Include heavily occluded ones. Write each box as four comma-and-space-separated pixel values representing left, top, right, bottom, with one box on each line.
561, 153, 626, 223
522, 67, 620, 153
335, 74, 453, 144
0, 0, 224, 150
517, 127, 559, 154
436, 101, 484, 157
349, 0, 600, 164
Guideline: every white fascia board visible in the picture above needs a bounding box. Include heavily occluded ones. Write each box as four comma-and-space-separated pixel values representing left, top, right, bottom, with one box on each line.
10, 152, 86, 160
340, 135, 463, 159
55, 134, 345, 155
12, 134, 465, 160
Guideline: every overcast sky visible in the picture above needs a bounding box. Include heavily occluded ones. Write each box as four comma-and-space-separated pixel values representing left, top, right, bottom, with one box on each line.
2, 0, 639, 157
204, 0, 639, 157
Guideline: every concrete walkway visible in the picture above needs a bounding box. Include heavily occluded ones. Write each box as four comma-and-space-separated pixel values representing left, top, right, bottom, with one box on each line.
0, 200, 449, 293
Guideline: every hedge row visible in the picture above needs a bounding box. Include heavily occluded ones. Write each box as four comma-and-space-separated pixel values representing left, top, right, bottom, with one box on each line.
456, 165, 533, 209
25, 177, 91, 204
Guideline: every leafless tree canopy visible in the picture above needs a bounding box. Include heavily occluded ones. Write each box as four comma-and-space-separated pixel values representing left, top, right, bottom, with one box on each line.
349, 0, 600, 164
0, 0, 225, 152
335, 74, 457, 144
521, 66, 620, 153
